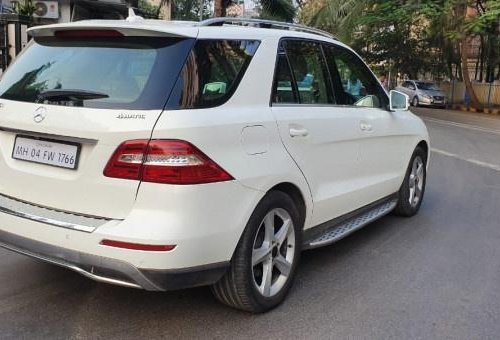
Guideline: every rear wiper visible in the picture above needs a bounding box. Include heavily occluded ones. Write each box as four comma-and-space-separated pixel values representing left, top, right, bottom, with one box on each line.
36, 89, 109, 103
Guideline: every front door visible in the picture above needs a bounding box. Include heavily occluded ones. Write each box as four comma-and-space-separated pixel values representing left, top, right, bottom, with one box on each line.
323, 44, 411, 203
271, 39, 368, 227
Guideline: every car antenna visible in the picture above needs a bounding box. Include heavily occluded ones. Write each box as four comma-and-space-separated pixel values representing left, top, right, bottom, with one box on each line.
126, 8, 144, 22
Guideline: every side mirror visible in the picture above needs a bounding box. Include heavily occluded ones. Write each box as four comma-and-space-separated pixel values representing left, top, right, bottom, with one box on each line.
389, 90, 409, 111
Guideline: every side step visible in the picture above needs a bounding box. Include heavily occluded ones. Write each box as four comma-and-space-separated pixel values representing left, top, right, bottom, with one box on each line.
304, 197, 398, 249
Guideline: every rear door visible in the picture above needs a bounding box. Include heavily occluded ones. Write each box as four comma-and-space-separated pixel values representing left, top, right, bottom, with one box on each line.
0, 31, 194, 218
271, 39, 367, 226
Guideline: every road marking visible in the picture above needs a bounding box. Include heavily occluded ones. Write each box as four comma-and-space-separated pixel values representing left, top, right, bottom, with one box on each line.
431, 148, 500, 172
422, 117, 500, 136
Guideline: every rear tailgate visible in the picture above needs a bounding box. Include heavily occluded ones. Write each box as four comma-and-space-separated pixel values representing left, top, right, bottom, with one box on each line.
0, 24, 197, 219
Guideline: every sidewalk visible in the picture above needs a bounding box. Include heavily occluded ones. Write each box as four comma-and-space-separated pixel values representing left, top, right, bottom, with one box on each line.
448, 104, 500, 115
411, 107, 500, 131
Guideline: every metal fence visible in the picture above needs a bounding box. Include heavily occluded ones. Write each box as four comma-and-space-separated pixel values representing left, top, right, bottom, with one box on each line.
436, 81, 500, 108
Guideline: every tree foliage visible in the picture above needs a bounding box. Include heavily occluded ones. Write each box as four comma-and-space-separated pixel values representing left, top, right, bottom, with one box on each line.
213, 0, 296, 21
138, 0, 160, 18
13, 0, 36, 17
172, 0, 214, 20
260, 0, 296, 22
140, 0, 215, 20
299, 0, 364, 42
300, 0, 500, 108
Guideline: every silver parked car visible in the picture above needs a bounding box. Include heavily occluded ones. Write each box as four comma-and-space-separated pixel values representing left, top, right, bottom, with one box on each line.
396, 80, 447, 108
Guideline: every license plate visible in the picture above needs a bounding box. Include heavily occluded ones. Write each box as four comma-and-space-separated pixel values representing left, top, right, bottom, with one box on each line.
12, 136, 81, 170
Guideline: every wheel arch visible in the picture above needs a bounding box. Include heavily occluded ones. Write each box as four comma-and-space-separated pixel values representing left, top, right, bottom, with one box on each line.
268, 182, 307, 229
416, 140, 429, 162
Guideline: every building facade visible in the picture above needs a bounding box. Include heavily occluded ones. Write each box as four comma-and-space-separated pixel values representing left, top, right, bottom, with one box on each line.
2, 0, 138, 23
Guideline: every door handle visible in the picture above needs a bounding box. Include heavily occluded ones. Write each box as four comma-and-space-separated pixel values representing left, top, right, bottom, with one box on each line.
359, 121, 373, 132
289, 128, 309, 138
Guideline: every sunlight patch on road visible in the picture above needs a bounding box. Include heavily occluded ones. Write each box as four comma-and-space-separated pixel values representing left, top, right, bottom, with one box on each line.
422, 117, 500, 136
431, 148, 500, 172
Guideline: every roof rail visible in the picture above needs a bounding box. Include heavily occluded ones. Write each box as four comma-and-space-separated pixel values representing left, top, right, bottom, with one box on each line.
199, 17, 337, 40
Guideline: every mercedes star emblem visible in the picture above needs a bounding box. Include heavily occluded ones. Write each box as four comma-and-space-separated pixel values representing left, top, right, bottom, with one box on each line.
33, 107, 47, 123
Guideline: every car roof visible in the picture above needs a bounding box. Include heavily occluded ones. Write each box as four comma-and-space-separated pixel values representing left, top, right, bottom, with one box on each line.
27, 17, 342, 45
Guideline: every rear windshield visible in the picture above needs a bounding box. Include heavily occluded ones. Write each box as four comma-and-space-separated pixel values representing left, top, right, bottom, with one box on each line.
0, 37, 194, 110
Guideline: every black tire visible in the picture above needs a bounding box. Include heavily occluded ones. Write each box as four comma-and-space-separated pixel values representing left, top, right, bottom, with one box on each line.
412, 96, 419, 107
211, 191, 302, 313
394, 146, 427, 217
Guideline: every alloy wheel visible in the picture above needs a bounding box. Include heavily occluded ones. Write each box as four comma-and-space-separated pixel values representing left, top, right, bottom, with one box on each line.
252, 208, 296, 298
408, 156, 424, 207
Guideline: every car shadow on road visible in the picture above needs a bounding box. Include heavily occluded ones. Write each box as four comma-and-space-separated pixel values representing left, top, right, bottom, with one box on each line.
3, 171, 446, 340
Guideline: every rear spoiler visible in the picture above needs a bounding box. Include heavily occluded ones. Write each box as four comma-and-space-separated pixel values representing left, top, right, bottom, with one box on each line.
27, 20, 199, 39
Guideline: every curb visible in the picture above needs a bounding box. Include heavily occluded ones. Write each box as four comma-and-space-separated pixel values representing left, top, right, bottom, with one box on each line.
450, 104, 500, 115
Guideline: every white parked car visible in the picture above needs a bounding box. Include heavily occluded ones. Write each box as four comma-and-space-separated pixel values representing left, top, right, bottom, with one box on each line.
0, 14, 429, 312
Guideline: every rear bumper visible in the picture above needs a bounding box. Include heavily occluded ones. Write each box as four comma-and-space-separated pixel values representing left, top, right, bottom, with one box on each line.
0, 230, 229, 291
0, 180, 263, 290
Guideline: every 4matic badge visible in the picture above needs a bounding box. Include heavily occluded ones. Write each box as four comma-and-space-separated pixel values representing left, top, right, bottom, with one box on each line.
116, 113, 146, 120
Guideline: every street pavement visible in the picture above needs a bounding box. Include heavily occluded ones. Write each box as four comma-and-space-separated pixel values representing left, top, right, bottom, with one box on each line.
1, 107, 500, 339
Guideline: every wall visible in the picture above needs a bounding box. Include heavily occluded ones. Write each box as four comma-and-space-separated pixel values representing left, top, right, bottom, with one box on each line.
438, 82, 500, 107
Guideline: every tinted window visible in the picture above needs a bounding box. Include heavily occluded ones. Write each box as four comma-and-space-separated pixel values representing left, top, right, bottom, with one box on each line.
272, 54, 297, 104
415, 82, 439, 90
0, 37, 194, 110
168, 40, 260, 109
283, 40, 333, 105
324, 45, 388, 108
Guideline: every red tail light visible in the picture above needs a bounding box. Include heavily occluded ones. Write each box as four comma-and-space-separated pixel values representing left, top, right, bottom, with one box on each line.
104, 140, 233, 185
55, 30, 124, 39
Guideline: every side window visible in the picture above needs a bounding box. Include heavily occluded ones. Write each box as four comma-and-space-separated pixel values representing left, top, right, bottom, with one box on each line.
272, 54, 298, 104
408, 82, 416, 90
402, 81, 410, 88
324, 45, 388, 109
168, 40, 260, 109
283, 40, 334, 105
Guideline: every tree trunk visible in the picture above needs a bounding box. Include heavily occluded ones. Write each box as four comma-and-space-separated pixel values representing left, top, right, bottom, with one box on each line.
479, 35, 485, 82
156, 0, 172, 20
214, 0, 226, 17
458, 3, 482, 109
460, 39, 482, 109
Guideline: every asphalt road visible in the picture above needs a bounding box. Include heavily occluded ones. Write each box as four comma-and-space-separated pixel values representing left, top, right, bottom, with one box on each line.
1, 107, 500, 339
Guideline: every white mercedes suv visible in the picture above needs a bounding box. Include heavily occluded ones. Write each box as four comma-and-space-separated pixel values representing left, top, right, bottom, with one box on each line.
0, 14, 429, 312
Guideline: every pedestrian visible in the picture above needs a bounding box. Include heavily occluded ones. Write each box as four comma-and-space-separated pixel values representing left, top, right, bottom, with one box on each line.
379, 74, 389, 91
464, 89, 471, 109
347, 73, 363, 97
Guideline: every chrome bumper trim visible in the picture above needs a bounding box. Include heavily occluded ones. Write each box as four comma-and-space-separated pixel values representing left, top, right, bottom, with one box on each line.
0, 125, 98, 145
0, 230, 162, 291
0, 193, 114, 233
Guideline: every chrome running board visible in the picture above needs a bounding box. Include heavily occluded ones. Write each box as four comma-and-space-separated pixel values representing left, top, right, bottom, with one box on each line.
304, 196, 398, 249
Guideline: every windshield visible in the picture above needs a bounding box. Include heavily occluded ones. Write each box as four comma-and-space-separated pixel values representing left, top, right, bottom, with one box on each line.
415, 82, 440, 91
0, 37, 194, 109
